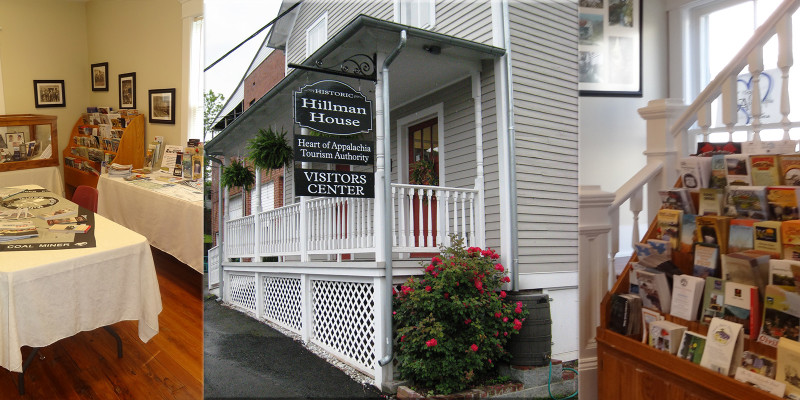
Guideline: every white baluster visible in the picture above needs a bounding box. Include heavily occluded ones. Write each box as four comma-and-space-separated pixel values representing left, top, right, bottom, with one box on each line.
443, 190, 451, 247
399, 187, 406, 248
367, 198, 374, 248
469, 192, 476, 247
722, 75, 738, 142
426, 189, 433, 248
778, 15, 793, 140
435, 189, 443, 247
407, 188, 415, 247
748, 47, 764, 142
697, 102, 711, 143
392, 186, 397, 247
460, 191, 467, 244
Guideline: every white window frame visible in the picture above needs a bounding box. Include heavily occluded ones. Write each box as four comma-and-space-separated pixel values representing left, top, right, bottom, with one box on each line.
229, 194, 244, 220
306, 12, 328, 58
394, 0, 435, 29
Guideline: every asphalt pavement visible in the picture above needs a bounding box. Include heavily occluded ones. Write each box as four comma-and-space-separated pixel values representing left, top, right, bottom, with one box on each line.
204, 286, 385, 399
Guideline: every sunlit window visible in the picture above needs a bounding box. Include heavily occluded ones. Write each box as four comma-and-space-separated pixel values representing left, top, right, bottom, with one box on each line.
306, 13, 327, 58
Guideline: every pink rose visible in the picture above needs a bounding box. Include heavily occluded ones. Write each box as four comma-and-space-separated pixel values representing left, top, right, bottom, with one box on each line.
431, 256, 442, 265
426, 338, 438, 347
474, 278, 483, 291
425, 264, 435, 272
444, 292, 450, 299
425, 285, 432, 292
494, 264, 504, 272
513, 319, 523, 330
490, 253, 500, 260
464, 319, 472, 325
470, 344, 479, 352
502, 276, 511, 283
515, 307, 522, 314
503, 317, 508, 322
495, 312, 503, 318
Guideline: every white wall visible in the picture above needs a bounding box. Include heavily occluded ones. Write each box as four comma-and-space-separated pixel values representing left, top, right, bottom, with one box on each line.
578, 0, 669, 253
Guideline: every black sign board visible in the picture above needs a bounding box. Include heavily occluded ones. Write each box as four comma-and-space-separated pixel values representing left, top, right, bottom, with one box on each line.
295, 168, 374, 198
294, 135, 374, 166
294, 80, 373, 136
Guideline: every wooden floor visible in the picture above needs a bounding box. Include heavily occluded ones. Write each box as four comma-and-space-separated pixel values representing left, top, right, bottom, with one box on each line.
0, 247, 203, 400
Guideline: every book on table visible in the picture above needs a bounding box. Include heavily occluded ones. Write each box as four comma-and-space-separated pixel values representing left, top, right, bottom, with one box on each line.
48, 224, 91, 233
670, 274, 705, 321
635, 268, 672, 314
722, 282, 761, 340
38, 208, 78, 221
648, 319, 686, 355
702, 277, 726, 324
700, 317, 744, 376
0, 221, 38, 241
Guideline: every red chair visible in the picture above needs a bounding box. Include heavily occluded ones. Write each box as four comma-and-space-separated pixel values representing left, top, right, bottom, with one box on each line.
72, 185, 98, 212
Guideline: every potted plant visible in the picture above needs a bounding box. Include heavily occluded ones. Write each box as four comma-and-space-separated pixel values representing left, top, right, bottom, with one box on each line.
246, 127, 293, 171
220, 158, 255, 191
409, 158, 438, 186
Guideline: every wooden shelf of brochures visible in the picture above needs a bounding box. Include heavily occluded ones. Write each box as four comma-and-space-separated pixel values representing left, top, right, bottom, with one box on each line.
62, 114, 144, 197
596, 219, 782, 399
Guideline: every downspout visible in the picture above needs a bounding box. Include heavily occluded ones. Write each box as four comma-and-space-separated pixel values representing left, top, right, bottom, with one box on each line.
502, 0, 520, 292
207, 153, 226, 300
378, 29, 407, 368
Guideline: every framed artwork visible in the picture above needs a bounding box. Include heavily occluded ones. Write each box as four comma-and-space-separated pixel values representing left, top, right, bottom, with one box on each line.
91, 62, 109, 91
149, 88, 176, 124
33, 80, 66, 108
579, 0, 642, 97
5, 132, 25, 151
119, 72, 136, 109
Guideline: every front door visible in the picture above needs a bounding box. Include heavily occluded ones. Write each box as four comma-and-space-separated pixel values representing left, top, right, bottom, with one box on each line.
408, 118, 439, 254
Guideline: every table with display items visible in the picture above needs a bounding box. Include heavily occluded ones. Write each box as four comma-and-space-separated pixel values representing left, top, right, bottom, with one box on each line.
0, 185, 162, 393
96, 173, 203, 272
0, 166, 64, 196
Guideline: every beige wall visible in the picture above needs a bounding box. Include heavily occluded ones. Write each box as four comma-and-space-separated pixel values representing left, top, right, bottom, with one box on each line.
0, 0, 190, 177
86, 0, 184, 146
0, 0, 91, 164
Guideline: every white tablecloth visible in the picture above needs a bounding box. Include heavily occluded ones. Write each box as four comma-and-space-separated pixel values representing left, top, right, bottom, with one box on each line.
0, 166, 64, 196
0, 186, 162, 373
97, 174, 203, 272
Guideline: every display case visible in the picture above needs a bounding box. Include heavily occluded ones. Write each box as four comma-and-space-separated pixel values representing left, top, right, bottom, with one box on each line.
0, 114, 59, 172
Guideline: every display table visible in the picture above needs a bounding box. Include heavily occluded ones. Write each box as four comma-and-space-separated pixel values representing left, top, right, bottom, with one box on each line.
0, 166, 64, 196
0, 185, 162, 374
97, 173, 203, 272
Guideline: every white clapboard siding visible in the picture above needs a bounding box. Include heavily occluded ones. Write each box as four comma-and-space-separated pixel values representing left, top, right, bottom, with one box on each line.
509, 1, 579, 274
436, 0, 493, 45
480, 62, 501, 252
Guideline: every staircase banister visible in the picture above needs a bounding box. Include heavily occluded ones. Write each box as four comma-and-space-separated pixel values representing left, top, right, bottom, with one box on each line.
669, 0, 800, 137
610, 161, 664, 210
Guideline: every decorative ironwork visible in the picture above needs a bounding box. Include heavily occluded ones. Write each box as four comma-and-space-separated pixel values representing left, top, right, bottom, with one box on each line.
289, 53, 377, 82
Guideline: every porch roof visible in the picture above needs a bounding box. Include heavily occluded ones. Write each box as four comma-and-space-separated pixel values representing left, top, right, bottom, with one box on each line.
205, 14, 505, 156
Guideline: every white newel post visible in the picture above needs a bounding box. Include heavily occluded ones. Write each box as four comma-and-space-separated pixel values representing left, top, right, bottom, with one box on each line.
254, 167, 262, 260
578, 185, 615, 400
300, 129, 310, 262
637, 99, 688, 220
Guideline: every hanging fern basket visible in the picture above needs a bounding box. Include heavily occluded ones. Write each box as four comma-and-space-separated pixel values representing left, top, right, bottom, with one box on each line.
221, 159, 255, 191
247, 127, 293, 171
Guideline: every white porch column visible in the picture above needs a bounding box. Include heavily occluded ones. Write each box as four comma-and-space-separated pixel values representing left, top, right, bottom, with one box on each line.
471, 70, 486, 248
637, 99, 688, 220
254, 167, 262, 260
578, 185, 615, 400
374, 52, 387, 263
372, 276, 392, 387
300, 128, 310, 262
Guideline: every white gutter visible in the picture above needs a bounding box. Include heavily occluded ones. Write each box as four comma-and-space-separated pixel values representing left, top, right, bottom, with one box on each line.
378, 29, 407, 368
501, 0, 520, 291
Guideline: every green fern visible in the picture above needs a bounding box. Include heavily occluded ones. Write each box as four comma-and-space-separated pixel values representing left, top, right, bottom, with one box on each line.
247, 127, 293, 171
220, 159, 255, 191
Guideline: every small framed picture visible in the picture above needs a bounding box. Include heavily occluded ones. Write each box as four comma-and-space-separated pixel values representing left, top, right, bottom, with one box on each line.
33, 80, 66, 108
149, 88, 176, 124
91, 62, 109, 91
119, 72, 136, 109
5, 132, 25, 151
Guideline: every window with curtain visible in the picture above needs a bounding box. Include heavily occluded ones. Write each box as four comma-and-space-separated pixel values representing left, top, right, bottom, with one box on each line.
306, 13, 328, 58
188, 16, 204, 140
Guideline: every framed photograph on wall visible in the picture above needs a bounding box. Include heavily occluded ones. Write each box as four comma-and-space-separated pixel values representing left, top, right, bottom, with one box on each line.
149, 88, 176, 124
579, 0, 642, 97
33, 80, 66, 108
91, 62, 109, 91
119, 72, 136, 109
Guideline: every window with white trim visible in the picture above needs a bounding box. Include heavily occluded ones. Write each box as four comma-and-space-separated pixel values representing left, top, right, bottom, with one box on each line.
229, 194, 243, 219
306, 13, 328, 58
398, 0, 435, 29
679, 0, 800, 141
188, 16, 204, 140
250, 181, 275, 214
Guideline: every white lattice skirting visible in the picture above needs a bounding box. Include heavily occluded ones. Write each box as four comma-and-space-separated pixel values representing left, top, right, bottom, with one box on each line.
311, 280, 375, 374
225, 271, 378, 377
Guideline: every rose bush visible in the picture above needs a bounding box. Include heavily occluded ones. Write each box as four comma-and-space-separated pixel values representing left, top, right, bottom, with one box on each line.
393, 239, 530, 394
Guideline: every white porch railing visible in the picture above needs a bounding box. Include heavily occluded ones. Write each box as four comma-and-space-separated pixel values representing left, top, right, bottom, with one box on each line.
221, 183, 481, 261
208, 245, 220, 289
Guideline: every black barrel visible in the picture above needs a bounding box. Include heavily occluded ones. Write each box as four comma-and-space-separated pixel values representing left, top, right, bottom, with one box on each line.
506, 291, 552, 366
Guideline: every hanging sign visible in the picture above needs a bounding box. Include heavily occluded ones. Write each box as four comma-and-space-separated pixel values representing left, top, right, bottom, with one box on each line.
294, 135, 374, 166
294, 80, 373, 136
295, 168, 374, 198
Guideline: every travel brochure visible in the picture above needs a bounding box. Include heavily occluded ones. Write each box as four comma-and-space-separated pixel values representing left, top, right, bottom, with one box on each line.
0, 187, 96, 251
